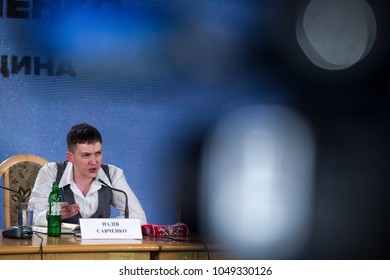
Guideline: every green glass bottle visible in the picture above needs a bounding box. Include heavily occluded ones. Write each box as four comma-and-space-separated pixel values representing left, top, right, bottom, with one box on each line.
48, 182, 62, 237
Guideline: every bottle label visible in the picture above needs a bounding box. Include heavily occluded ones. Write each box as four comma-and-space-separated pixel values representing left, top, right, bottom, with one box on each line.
50, 202, 62, 216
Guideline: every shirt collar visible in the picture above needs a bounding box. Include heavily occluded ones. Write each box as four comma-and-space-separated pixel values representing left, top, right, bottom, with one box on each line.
59, 162, 111, 188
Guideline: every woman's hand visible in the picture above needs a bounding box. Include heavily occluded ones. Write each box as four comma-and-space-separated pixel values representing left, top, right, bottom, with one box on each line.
61, 202, 80, 220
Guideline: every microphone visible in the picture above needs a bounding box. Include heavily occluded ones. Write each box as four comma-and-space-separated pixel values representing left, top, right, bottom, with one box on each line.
0, 185, 32, 239
98, 179, 129, 219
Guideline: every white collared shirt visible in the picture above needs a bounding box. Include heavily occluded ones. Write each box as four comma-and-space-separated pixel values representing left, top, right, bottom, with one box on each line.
29, 162, 147, 226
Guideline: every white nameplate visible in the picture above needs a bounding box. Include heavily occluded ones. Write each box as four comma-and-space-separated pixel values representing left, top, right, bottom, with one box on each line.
79, 218, 142, 240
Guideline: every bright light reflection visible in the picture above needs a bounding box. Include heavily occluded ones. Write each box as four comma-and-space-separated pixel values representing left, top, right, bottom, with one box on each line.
296, 0, 376, 70
200, 105, 316, 259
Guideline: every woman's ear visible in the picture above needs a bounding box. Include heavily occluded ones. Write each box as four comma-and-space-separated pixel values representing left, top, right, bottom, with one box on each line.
66, 151, 73, 162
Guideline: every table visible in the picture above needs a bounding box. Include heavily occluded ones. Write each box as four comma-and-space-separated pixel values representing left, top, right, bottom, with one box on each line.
0, 230, 222, 260
144, 235, 211, 260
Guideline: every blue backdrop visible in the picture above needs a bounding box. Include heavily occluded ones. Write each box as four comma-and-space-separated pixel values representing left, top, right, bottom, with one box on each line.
0, 1, 288, 228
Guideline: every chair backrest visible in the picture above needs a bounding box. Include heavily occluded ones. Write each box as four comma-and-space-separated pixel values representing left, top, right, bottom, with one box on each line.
0, 154, 48, 227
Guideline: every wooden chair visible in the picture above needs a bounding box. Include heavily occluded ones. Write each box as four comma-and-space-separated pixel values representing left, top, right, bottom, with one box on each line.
0, 154, 48, 227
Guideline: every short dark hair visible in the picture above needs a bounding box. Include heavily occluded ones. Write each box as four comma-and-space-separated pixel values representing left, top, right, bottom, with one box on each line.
67, 123, 102, 152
